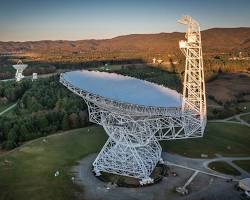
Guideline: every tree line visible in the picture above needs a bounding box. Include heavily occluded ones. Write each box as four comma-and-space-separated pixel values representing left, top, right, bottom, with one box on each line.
0, 76, 89, 149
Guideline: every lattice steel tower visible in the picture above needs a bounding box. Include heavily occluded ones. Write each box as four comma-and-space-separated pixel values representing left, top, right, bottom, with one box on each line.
178, 16, 207, 136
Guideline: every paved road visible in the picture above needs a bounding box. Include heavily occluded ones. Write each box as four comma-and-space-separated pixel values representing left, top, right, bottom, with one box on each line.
163, 152, 250, 180
209, 112, 250, 127
207, 104, 223, 108
73, 153, 242, 200
0, 103, 17, 116
204, 154, 250, 178
0, 70, 64, 82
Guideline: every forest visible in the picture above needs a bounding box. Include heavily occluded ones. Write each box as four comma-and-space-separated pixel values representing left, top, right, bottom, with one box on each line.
1, 54, 250, 83
0, 76, 88, 149
0, 51, 250, 150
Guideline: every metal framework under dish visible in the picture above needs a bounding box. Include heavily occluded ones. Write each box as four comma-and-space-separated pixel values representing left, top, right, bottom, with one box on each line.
60, 16, 207, 185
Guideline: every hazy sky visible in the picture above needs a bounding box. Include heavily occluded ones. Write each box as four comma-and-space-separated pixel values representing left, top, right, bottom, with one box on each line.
0, 0, 250, 41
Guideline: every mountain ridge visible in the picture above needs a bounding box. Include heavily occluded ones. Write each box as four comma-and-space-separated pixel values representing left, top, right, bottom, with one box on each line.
0, 27, 250, 54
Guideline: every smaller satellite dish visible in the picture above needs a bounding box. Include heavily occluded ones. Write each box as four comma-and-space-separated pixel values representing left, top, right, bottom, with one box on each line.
12, 60, 28, 82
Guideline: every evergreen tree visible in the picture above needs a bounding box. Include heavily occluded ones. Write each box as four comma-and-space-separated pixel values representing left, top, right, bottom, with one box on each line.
62, 114, 70, 130
6, 128, 18, 149
69, 113, 80, 129
79, 110, 88, 127
37, 115, 49, 131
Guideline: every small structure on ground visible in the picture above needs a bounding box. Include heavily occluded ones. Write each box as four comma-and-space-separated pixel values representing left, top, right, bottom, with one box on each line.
176, 170, 199, 195
201, 154, 208, 158
157, 59, 163, 64
54, 170, 60, 177
32, 73, 38, 81
238, 178, 250, 192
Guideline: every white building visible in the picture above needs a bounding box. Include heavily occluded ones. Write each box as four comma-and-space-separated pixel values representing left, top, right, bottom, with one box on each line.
32, 73, 38, 81
152, 58, 156, 64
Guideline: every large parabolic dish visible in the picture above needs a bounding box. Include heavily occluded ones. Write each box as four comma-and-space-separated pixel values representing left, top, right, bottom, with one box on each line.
62, 70, 182, 108
60, 16, 207, 185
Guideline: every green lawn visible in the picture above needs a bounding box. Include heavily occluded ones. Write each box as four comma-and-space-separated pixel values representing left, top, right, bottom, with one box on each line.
0, 126, 107, 200
1, 122, 250, 199
208, 161, 241, 176
161, 122, 250, 158
241, 114, 250, 124
233, 160, 250, 173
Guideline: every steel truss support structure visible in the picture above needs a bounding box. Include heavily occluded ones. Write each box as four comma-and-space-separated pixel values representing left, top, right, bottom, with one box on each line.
178, 16, 207, 135
60, 16, 207, 185
82, 99, 166, 185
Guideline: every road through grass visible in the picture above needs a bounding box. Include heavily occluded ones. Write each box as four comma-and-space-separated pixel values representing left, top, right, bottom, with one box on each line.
208, 161, 241, 176
241, 114, 250, 123
233, 160, 250, 173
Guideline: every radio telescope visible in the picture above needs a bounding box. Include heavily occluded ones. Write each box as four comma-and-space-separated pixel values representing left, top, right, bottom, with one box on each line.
60, 16, 206, 185
12, 60, 28, 82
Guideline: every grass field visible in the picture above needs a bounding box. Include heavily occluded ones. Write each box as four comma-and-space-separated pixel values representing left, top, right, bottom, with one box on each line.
0, 122, 250, 199
208, 161, 241, 176
233, 160, 250, 173
161, 122, 250, 158
0, 126, 107, 200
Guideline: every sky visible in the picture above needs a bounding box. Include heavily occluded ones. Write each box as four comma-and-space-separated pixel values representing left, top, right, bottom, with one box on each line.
0, 0, 250, 41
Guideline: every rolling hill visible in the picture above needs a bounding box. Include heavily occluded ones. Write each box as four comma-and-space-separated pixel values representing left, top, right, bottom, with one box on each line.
0, 28, 250, 55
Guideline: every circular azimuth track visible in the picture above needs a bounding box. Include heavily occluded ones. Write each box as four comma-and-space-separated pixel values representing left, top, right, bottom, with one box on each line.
60, 16, 207, 185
